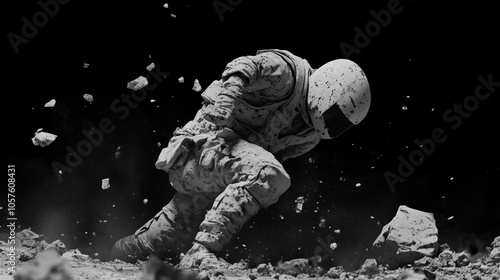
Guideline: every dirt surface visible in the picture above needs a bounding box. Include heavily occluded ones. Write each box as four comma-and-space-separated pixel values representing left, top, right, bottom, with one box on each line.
2, 234, 500, 280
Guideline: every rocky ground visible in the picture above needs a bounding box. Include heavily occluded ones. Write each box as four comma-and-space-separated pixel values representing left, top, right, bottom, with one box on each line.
2, 228, 500, 280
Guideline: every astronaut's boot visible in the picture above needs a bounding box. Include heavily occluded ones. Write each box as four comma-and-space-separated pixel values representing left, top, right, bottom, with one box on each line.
110, 192, 216, 263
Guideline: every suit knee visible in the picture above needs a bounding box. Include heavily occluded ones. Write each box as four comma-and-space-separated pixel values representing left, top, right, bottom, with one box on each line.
247, 165, 290, 208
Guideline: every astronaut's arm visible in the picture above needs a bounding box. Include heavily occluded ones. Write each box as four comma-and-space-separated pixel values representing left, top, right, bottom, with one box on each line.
203, 72, 248, 126
204, 52, 291, 126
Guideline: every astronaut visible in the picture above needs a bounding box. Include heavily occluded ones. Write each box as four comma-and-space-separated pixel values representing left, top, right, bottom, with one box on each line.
110, 49, 371, 269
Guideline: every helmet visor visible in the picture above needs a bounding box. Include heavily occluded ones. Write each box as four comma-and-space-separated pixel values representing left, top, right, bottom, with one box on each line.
322, 104, 354, 138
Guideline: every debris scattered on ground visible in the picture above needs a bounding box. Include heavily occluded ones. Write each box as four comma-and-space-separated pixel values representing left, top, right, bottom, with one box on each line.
358, 258, 379, 277
196, 270, 209, 280
295, 196, 304, 213
127, 76, 149, 90
14, 249, 73, 280
256, 263, 271, 275
488, 236, 500, 265
10, 229, 67, 262
45, 240, 67, 256
142, 255, 198, 280
146, 63, 155, 71
404, 269, 435, 280
62, 249, 90, 262
318, 218, 326, 228
178, 76, 185, 83
373, 205, 439, 268
101, 178, 111, 190
83, 93, 93, 104
453, 251, 470, 267
44, 99, 56, 108
31, 130, 57, 147
3, 228, 500, 280
192, 79, 202, 92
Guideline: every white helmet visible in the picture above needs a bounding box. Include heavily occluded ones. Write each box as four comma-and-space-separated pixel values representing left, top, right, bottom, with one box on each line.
308, 59, 371, 139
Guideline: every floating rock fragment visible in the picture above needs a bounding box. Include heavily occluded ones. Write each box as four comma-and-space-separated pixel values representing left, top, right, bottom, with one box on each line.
44, 99, 56, 108
192, 79, 202, 92
146, 62, 155, 71
101, 178, 111, 190
295, 196, 304, 213
14, 250, 73, 280
83, 93, 93, 104
372, 205, 439, 268
178, 76, 185, 83
83, 62, 89, 68
275, 258, 312, 276
32, 131, 57, 147
127, 76, 149, 90
163, 3, 169, 8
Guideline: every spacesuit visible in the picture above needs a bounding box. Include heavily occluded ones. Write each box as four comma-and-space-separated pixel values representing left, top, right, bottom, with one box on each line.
110, 49, 371, 268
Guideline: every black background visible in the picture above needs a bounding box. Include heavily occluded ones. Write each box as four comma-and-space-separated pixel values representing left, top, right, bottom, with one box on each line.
1, 0, 499, 270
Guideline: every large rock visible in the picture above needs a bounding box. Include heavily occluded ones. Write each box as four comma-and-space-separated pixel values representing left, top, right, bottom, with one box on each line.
372, 205, 439, 268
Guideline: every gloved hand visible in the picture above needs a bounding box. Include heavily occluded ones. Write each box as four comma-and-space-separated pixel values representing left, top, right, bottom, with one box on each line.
203, 103, 235, 127
203, 83, 242, 127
